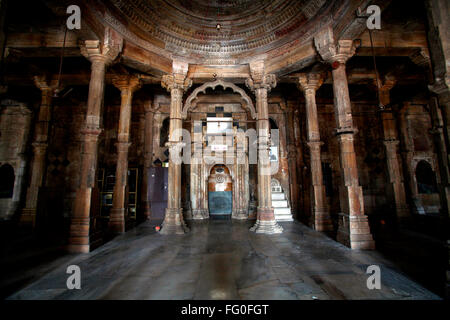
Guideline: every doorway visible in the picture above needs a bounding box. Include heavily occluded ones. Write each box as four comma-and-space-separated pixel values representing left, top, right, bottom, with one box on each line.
148, 166, 168, 220
208, 165, 232, 219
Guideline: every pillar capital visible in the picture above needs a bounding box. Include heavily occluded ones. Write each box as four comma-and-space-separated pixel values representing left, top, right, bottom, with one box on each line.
112, 75, 142, 94
306, 140, 324, 151
314, 26, 356, 65
161, 74, 192, 93
375, 77, 397, 107
297, 73, 324, 93
245, 74, 277, 93
246, 59, 277, 92
377, 77, 397, 91
429, 75, 450, 96
144, 98, 155, 114
80, 40, 121, 66
409, 48, 431, 68
33, 76, 59, 108
33, 75, 58, 93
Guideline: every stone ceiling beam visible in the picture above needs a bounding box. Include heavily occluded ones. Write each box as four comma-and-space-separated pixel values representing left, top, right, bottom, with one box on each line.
121, 42, 171, 77
187, 65, 250, 83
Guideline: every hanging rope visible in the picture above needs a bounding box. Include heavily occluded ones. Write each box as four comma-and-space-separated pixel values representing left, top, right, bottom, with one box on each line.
369, 28, 383, 109
54, 24, 68, 97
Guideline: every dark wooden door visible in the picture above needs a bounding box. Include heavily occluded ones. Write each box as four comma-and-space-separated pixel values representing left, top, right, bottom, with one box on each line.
148, 167, 168, 219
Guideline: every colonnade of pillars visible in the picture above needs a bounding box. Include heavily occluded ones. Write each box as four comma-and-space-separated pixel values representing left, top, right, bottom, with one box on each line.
20, 30, 448, 253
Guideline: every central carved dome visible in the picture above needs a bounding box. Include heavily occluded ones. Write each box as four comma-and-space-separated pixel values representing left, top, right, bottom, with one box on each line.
105, 0, 339, 64
170, 0, 270, 19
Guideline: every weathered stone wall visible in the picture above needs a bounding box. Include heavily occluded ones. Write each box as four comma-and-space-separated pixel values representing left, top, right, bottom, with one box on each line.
0, 100, 32, 220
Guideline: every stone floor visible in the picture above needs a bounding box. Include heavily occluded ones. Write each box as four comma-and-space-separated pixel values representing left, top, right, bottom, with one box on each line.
6, 220, 441, 300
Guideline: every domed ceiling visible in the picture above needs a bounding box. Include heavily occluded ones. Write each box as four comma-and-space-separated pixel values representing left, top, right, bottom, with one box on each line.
101, 0, 345, 64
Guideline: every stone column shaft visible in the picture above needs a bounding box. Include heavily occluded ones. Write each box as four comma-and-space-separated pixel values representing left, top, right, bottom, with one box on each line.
315, 29, 374, 249
22, 77, 55, 227
68, 40, 119, 253
298, 73, 333, 232
286, 107, 299, 214
141, 106, 154, 220
246, 70, 282, 234
378, 80, 410, 219
109, 76, 141, 234
159, 71, 192, 235
425, 0, 450, 297
334, 64, 375, 249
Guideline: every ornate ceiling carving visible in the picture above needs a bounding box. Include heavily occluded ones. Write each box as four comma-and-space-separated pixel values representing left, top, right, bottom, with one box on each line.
100, 0, 339, 64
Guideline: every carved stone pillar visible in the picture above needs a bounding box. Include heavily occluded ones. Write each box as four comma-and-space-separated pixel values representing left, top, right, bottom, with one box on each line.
21, 76, 56, 227
425, 0, 450, 297
293, 109, 307, 219
246, 62, 282, 234
109, 75, 141, 234
160, 63, 192, 234
430, 81, 450, 207
426, 0, 450, 214
298, 73, 333, 232
190, 119, 207, 219
233, 146, 248, 219
68, 40, 120, 253
141, 101, 154, 220
315, 27, 374, 249
426, 0, 450, 146
378, 78, 410, 220
286, 108, 298, 216
287, 144, 298, 212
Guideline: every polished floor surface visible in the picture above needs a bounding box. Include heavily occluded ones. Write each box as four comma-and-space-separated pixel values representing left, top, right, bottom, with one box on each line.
7, 220, 440, 300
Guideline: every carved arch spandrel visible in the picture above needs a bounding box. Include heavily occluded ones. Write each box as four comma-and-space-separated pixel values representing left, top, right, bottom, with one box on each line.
182, 79, 256, 119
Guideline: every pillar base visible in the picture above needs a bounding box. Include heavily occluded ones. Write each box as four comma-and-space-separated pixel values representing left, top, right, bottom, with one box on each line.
313, 213, 334, 233
192, 209, 208, 220
160, 208, 189, 235
232, 209, 248, 220
250, 208, 283, 234
109, 208, 126, 234
20, 208, 37, 228
337, 213, 375, 250
311, 207, 334, 232
68, 217, 94, 253
66, 244, 91, 253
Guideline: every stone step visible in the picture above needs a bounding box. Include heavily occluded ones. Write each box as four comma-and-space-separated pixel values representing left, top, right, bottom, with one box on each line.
272, 200, 288, 207
271, 190, 293, 221
271, 193, 286, 200
275, 215, 294, 222
274, 207, 291, 215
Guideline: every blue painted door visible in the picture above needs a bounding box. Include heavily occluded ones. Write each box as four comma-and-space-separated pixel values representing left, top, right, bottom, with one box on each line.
208, 191, 232, 216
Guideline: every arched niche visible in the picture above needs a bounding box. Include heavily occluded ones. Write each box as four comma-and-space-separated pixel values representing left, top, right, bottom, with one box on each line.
182, 79, 256, 119
415, 160, 438, 194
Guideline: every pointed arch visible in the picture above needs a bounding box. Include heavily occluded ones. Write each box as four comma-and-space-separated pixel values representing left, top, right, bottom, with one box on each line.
182, 79, 256, 119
